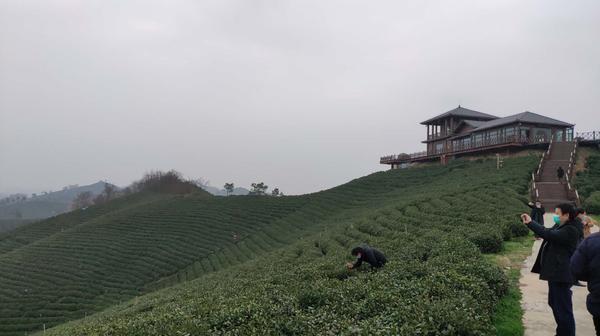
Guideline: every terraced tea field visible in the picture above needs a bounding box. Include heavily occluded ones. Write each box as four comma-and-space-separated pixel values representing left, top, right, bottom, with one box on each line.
2, 155, 538, 335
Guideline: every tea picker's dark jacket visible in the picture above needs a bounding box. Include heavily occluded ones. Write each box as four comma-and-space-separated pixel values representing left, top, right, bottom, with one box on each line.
526, 219, 582, 283
570, 232, 600, 316
353, 246, 387, 269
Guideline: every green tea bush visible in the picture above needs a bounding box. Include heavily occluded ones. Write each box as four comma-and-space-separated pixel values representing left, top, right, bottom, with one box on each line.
575, 152, 600, 214
576, 154, 600, 199
584, 191, 600, 214
466, 228, 504, 253
1, 156, 540, 336
504, 220, 530, 238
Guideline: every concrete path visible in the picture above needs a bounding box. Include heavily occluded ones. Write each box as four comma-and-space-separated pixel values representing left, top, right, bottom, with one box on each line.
520, 213, 598, 336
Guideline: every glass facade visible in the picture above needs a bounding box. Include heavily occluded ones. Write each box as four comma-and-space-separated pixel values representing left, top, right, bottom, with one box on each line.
566, 128, 574, 141
435, 143, 444, 154
532, 127, 551, 143
424, 119, 571, 157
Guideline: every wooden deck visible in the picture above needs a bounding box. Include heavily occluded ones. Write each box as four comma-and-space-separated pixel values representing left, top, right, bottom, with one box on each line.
381, 137, 532, 165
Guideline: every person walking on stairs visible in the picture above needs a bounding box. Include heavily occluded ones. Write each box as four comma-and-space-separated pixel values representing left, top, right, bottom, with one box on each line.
557, 166, 565, 183
522, 203, 583, 336
571, 231, 600, 335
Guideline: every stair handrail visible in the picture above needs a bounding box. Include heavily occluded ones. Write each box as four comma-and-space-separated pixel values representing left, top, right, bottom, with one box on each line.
564, 140, 581, 206
530, 172, 539, 201
535, 152, 546, 176
531, 139, 553, 198
537, 136, 554, 179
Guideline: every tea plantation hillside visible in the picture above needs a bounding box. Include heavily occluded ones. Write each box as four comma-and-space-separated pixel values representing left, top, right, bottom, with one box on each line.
33, 156, 539, 336
576, 149, 600, 213
0, 219, 36, 234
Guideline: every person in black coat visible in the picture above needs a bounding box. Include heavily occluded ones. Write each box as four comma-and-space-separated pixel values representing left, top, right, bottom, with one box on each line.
528, 201, 546, 239
571, 232, 600, 335
557, 166, 565, 181
522, 203, 582, 336
346, 245, 387, 270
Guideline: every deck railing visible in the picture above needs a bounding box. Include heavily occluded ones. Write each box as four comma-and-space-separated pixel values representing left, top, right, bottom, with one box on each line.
447, 134, 533, 154
576, 131, 600, 141
380, 151, 427, 163
381, 134, 533, 164
427, 133, 443, 141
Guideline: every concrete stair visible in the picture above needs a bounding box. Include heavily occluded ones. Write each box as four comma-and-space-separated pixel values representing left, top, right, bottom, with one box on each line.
537, 141, 576, 210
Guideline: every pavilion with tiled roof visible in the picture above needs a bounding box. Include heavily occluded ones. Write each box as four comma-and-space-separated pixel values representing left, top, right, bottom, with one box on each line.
381, 106, 575, 167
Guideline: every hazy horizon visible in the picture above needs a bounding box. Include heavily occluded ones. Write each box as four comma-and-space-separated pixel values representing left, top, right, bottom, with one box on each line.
2, 0, 600, 195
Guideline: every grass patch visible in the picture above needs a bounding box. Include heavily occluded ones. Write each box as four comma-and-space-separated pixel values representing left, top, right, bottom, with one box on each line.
488, 234, 535, 336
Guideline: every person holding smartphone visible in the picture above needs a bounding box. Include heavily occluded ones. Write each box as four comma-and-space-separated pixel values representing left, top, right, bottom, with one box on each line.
521, 203, 582, 336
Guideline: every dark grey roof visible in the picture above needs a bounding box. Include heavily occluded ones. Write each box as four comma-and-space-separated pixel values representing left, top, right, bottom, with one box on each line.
473, 111, 574, 132
462, 120, 486, 128
420, 106, 498, 125
451, 120, 486, 136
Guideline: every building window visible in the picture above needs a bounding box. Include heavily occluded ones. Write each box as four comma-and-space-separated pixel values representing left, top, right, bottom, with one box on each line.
505, 127, 515, 140
473, 134, 483, 147
532, 128, 550, 143
489, 130, 498, 144
435, 143, 444, 154
555, 130, 564, 142
566, 128, 573, 141
520, 128, 530, 141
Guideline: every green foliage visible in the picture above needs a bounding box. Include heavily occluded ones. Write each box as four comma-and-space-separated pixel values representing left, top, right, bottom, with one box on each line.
490, 236, 535, 336
504, 220, 530, 238
575, 152, 600, 214
0, 219, 35, 233
584, 191, 600, 214
576, 153, 600, 199
0, 156, 539, 336
466, 229, 504, 253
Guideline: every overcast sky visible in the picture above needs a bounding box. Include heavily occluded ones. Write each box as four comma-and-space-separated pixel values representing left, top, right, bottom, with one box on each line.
1, 0, 599, 195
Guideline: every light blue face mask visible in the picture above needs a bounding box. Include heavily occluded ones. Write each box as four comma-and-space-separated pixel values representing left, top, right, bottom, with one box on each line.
553, 214, 561, 225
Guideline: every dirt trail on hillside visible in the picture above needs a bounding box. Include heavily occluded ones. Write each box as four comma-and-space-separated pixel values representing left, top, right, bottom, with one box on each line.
520, 213, 598, 336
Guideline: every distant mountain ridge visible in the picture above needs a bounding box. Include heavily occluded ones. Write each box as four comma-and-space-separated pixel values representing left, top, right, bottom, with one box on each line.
0, 181, 115, 220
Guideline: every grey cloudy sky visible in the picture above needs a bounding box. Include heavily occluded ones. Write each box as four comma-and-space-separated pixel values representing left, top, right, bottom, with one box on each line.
1, 0, 599, 195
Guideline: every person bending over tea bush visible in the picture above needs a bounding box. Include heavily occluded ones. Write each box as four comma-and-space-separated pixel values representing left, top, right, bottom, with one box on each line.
346, 245, 387, 270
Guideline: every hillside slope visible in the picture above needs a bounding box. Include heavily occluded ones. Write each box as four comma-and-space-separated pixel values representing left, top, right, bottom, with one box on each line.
12, 155, 539, 336
0, 219, 36, 234
0, 182, 112, 220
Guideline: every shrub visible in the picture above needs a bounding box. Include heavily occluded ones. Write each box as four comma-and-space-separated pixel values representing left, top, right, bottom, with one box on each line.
504, 220, 529, 238
584, 191, 600, 214
467, 229, 504, 253
130, 170, 202, 194
297, 289, 329, 310
576, 154, 600, 199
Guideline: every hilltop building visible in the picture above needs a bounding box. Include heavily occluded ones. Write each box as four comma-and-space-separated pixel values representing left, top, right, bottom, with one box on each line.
381, 106, 574, 168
